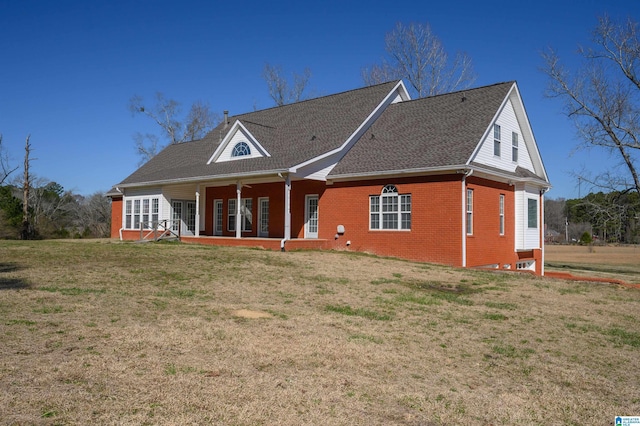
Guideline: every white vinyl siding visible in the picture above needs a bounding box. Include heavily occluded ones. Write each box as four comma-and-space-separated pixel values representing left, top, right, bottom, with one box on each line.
515, 184, 541, 249
472, 99, 535, 174
216, 128, 266, 162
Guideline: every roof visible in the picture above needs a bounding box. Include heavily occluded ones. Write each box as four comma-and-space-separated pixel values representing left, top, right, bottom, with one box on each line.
115, 80, 547, 190
117, 80, 401, 186
329, 82, 514, 177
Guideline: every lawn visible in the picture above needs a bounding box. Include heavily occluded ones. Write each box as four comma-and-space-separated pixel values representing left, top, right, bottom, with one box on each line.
545, 244, 640, 284
0, 240, 639, 425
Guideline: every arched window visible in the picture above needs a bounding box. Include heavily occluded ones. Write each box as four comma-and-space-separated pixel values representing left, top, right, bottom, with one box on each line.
370, 185, 411, 230
231, 141, 251, 157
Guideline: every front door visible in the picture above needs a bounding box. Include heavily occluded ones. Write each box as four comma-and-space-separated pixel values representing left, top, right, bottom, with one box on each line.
305, 195, 318, 239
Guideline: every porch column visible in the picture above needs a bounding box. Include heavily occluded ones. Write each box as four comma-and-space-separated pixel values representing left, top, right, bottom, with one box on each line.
195, 184, 200, 237
236, 182, 242, 238
284, 175, 291, 240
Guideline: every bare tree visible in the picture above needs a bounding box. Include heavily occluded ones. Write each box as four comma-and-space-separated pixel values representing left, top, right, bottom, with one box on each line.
542, 15, 640, 195
21, 135, 32, 240
129, 93, 218, 164
0, 134, 18, 185
73, 192, 112, 238
262, 63, 312, 106
363, 22, 476, 98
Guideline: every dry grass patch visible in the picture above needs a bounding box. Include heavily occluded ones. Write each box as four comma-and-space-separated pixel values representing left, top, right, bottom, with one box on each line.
0, 240, 639, 425
545, 244, 640, 284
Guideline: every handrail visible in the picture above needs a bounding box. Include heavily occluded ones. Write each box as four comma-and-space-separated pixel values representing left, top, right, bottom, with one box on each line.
139, 220, 181, 242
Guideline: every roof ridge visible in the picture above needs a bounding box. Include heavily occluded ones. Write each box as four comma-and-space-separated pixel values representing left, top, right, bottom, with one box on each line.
229, 80, 402, 119
399, 81, 515, 105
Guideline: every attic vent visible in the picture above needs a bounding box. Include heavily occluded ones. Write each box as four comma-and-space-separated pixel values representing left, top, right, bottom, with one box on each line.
461, 93, 466, 102
310, 135, 316, 141
223, 110, 229, 129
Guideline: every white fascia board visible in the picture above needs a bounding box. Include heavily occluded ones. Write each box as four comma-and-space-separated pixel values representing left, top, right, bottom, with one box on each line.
206, 120, 271, 165
508, 84, 550, 183
327, 164, 469, 182
328, 163, 552, 188
116, 168, 289, 189
290, 80, 411, 173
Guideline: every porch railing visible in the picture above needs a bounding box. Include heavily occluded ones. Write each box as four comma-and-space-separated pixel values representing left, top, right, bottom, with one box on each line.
139, 220, 181, 242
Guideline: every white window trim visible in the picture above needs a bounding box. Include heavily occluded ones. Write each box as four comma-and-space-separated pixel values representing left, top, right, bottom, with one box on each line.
466, 189, 473, 235
499, 194, 505, 236
369, 185, 411, 231
124, 196, 160, 230
228, 198, 253, 232
512, 132, 519, 163
493, 124, 501, 157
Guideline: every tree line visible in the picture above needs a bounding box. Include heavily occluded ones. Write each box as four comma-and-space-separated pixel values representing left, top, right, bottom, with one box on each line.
3, 16, 639, 240
545, 191, 640, 244
0, 135, 111, 239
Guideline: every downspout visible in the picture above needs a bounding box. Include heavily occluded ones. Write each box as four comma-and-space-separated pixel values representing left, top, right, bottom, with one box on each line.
461, 169, 473, 268
279, 173, 291, 251
119, 228, 124, 241
195, 184, 200, 237
540, 187, 548, 276
236, 182, 242, 239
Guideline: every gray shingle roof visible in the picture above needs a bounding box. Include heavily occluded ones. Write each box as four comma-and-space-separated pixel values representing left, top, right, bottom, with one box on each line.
117, 81, 401, 186
329, 82, 514, 177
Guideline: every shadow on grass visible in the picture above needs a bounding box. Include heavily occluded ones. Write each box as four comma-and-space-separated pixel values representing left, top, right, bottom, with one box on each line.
0, 262, 30, 290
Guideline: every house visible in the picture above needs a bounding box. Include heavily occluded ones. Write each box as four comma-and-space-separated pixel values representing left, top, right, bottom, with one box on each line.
108, 80, 550, 275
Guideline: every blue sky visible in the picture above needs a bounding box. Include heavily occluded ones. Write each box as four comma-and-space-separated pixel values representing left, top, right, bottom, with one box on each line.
0, 0, 637, 199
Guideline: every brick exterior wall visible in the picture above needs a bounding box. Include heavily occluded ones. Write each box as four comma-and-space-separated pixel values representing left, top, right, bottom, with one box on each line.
111, 174, 543, 275
110, 197, 123, 239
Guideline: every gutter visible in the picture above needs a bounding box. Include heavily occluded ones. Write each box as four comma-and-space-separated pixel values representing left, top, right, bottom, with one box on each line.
115, 168, 290, 189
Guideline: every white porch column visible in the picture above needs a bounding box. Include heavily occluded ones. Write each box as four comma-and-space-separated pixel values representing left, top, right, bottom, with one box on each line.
195, 184, 201, 237
236, 182, 242, 238
284, 175, 291, 241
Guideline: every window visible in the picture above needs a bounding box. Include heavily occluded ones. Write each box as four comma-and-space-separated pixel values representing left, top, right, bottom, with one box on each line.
493, 124, 501, 157
466, 189, 473, 235
499, 194, 505, 235
228, 198, 252, 232
228, 199, 236, 232
125, 200, 132, 229
142, 199, 150, 228
231, 141, 251, 157
241, 198, 253, 232
133, 199, 141, 229
512, 132, 519, 162
124, 196, 160, 230
151, 198, 159, 226
528, 198, 538, 228
370, 185, 411, 230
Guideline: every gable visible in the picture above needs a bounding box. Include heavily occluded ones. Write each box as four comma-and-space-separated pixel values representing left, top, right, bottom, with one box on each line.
468, 85, 548, 183
471, 98, 534, 173
207, 121, 270, 164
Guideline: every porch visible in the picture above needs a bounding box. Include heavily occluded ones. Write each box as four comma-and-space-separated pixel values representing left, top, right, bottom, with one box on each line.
180, 235, 330, 252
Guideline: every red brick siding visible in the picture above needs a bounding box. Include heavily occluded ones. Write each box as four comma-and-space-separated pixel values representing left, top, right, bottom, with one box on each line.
110, 197, 122, 238
319, 176, 464, 266
111, 175, 544, 275
465, 176, 516, 268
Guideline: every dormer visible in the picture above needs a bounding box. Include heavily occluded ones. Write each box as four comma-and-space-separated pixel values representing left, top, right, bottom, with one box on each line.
207, 120, 271, 164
